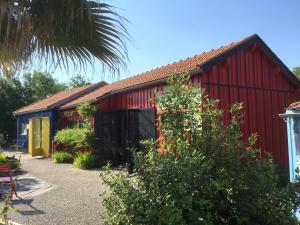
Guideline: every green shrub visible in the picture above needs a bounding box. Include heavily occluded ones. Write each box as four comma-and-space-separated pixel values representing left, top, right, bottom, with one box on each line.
73, 152, 97, 169
101, 74, 300, 225
53, 151, 74, 163
54, 127, 95, 150
77, 102, 96, 117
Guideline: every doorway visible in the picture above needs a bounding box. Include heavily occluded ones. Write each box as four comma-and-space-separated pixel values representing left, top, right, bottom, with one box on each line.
28, 117, 50, 157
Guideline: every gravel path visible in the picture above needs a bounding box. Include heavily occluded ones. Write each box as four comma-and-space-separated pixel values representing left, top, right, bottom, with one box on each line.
6, 152, 104, 225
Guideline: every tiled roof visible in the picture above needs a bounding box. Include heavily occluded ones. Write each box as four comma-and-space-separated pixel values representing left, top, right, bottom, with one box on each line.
60, 34, 274, 109
14, 82, 107, 115
288, 102, 300, 109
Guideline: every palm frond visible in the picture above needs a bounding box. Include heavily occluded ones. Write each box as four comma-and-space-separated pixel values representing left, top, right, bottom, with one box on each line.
0, 0, 129, 75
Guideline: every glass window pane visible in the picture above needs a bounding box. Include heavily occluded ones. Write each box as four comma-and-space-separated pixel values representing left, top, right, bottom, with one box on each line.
293, 118, 300, 156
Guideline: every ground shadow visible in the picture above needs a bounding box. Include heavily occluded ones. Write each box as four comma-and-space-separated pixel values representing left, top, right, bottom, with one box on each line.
12, 198, 46, 216
1, 177, 41, 193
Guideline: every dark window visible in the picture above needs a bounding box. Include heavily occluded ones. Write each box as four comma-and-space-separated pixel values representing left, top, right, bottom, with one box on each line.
67, 120, 77, 128
293, 118, 300, 156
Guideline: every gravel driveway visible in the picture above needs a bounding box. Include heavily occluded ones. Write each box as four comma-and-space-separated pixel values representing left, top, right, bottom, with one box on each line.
6, 152, 104, 225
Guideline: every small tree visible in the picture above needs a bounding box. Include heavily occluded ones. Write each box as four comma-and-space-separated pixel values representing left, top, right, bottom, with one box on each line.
101, 74, 300, 225
77, 102, 96, 118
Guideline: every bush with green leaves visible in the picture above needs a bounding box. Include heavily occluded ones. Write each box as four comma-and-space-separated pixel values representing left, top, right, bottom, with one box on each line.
73, 152, 97, 169
77, 102, 96, 118
54, 127, 95, 151
101, 74, 300, 225
53, 151, 74, 163
54, 102, 96, 152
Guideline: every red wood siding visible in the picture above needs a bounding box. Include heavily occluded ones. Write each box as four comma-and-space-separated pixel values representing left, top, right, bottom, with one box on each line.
60, 108, 95, 129
199, 46, 297, 167
97, 84, 161, 112
62, 44, 298, 168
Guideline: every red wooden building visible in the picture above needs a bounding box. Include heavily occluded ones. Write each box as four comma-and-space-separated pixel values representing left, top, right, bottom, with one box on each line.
59, 34, 300, 168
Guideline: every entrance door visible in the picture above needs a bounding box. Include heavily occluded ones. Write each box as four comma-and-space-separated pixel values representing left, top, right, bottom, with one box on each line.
95, 108, 156, 166
28, 117, 50, 157
95, 111, 121, 165
123, 108, 156, 150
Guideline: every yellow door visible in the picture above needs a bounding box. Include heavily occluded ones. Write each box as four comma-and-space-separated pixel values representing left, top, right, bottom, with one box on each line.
32, 118, 42, 156
42, 117, 50, 157
28, 119, 33, 155
28, 117, 50, 157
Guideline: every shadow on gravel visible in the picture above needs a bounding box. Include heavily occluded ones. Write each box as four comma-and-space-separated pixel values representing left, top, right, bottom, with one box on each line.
13, 198, 46, 216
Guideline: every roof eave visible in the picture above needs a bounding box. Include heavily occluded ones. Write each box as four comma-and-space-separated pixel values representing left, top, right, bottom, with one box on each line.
14, 81, 108, 116
13, 107, 50, 116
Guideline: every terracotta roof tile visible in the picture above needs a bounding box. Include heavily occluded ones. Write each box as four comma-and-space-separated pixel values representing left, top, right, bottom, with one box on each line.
14, 82, 107, 115
288, 102, 300, 109
61, 34, 258, 109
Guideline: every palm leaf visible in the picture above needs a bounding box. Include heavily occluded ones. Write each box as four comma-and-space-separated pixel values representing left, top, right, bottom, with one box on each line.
0, 0, 129, 75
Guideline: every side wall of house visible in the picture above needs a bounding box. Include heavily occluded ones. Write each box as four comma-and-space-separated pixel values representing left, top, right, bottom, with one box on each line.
17, 109, 59, 152
60, 44, 298, 167
198, 45, 298, 167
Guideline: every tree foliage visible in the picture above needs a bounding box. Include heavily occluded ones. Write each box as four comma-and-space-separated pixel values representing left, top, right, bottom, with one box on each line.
101, 74, 300, 225
0, 71, 68, 143
22, 71, 68, 105
0, 76, 25, 144
293, 67, 300, 80
77, 102, 97, 118
69, 74, 91, 88
0, 0, 128, 74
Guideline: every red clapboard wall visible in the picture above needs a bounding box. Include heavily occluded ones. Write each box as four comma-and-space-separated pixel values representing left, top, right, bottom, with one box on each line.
198, 45, 297, 167
59, 35, 299, 168
90, 44, 298, 167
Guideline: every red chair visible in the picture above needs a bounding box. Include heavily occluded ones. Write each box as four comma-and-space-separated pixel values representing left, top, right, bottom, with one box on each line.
0, 163, 18, 197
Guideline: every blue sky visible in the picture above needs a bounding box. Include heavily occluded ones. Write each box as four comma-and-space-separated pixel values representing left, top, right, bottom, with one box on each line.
51, 0, 300, 83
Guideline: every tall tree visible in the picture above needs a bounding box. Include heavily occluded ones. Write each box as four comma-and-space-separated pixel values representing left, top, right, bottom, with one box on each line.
293, 67, 300, 80
0, 76, 24, 143
22, 71, 68, 105
69, 74, 91, 88
0, 0, 128, 75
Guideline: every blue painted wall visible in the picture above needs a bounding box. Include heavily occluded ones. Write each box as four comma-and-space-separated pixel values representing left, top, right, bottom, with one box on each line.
16, 109, 60, 152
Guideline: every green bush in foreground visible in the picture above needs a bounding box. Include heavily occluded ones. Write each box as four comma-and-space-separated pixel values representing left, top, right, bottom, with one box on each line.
101, 74, 300, 225
53, 152, 73, 163
73, 152, 97, 169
